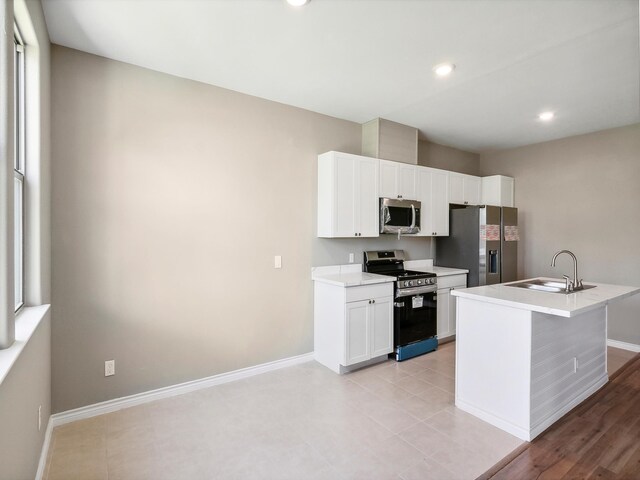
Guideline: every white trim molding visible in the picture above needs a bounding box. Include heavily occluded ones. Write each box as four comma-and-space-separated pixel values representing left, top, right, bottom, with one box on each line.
35, 351, 314, 479
607, 338, 640, 353
50, 351, 314, 427
35, 417, 53, 480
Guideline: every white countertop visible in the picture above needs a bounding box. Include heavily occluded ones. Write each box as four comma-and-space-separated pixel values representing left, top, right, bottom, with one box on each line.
311, 260, 468, 286
404, 260, 468, 277
312, 271, 396, 287
311, 264, 395, 287
451, 277, 640, 317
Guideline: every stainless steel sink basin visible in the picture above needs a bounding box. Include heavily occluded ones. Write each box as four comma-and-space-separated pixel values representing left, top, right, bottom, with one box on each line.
507, 278, 596, 294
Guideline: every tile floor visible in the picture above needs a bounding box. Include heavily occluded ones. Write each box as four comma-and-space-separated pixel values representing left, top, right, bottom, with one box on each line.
44, 343, 635, 480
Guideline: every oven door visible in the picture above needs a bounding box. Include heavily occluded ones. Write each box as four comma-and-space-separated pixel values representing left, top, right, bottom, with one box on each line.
394, 287, 437, 347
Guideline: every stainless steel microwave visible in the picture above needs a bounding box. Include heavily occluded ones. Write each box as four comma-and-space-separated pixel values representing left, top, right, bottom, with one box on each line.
380, 198, 421, 234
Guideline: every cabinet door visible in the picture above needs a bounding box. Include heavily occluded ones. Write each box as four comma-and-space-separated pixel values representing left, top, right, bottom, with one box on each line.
345, 301, 370, 365
481, 175, 515, 207
333, 155, 357, 236
449, 173, 464, 205
431, 170, 449, 236
464, 176, 482, 205
370, 297, 393, 358
437, 290, 450, 338
357, 157, 380, 237
379, 160, 397, 199
415, 167, 433, 236
397, 164, 417, 200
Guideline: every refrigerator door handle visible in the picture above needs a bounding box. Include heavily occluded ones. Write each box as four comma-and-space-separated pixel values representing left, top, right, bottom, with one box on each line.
488, 249, 499, 274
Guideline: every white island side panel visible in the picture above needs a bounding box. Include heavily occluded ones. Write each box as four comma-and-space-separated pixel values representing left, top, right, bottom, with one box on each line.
455, 297, 532, 439
529, 306, 608, 437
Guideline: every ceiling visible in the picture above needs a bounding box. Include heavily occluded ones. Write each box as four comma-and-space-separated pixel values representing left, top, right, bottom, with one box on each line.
42, 0, 639, 153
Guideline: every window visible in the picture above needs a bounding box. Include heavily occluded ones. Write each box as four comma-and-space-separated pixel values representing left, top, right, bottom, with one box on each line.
14, 29, 25, 311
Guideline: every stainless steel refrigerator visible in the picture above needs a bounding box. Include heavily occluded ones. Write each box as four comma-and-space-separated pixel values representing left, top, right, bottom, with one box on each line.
435, 205, 518, 287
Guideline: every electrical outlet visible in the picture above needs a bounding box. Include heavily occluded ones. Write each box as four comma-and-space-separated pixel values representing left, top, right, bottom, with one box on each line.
349, 253, 354, 263
274, 255, 282, 269
38, 405, 42, 431
105, 360, 115, 377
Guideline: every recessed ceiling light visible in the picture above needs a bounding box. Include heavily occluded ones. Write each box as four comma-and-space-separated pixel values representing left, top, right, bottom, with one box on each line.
287, 0, 310, 6
433, 63, 455, 77
538, 111, 555, 121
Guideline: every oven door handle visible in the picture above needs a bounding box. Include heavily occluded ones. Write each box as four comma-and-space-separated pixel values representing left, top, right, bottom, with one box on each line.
395, 285, 438, 298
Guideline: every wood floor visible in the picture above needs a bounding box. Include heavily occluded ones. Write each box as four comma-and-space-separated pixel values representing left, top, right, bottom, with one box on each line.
481, 352, 640, 480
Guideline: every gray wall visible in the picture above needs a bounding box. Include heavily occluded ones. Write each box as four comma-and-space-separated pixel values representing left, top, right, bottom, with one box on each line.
0, 312, 51, 480
480, 123, 640, 345
51, 46, 433, 413
418, 140, 480, 175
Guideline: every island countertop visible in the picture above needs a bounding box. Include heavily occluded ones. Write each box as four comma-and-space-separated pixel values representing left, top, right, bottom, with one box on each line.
451, 277, 640, 318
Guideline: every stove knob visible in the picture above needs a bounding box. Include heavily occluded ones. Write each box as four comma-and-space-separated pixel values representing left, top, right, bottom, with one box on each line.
417, 279, 424, 285
408, 280, 413, 287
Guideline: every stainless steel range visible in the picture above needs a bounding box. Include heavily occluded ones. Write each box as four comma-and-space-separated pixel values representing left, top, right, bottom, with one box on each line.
364, 250, 438, 361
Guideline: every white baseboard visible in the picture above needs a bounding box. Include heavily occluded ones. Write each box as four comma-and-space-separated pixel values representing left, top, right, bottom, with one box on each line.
50, 351, 314, 427
36, 351, 314, 478
607, 339, 640, 353
455, 373, 608, 442
454, 397, 530, 441
35, 417, 53, 480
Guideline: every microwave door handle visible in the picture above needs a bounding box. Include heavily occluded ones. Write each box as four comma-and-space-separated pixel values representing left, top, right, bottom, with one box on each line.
382, 205, 390, 225
410, 204, 416, 229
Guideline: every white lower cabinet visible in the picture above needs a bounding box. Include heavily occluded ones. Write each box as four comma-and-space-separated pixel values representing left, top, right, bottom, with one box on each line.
436, 274, 467, 339
315, 282, 393, 373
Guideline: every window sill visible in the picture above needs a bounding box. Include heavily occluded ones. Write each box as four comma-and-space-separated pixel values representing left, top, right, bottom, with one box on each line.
0, 304, 50, 386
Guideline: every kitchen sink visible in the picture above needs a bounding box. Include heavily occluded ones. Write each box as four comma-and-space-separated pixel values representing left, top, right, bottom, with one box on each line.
507, 278, 596, 294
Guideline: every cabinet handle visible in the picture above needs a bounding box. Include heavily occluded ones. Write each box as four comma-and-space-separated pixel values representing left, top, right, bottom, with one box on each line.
464, 201, 468, 205
372, 299, 376, 304
368, 300, 372, 304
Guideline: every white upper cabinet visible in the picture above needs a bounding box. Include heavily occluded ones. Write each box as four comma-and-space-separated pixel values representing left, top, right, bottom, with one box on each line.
481, 175, 515, 207
379, 159, 417, 200
317, 151, 379, 238
416, 166, 449, 236
449, 172, 481, 205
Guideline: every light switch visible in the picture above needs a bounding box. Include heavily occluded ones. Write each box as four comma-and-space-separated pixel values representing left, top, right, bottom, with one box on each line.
349, 253, 355, 263
274, 255, 282, 269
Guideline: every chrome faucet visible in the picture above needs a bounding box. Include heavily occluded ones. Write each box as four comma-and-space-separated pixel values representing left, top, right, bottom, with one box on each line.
551, 250, 583, 292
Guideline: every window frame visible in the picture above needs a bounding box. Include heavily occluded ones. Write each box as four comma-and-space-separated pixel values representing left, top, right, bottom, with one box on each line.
13, 27, 25, 313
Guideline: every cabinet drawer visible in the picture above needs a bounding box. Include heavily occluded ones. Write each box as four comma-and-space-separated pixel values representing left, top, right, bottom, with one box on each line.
346, 283, 393, 303
437, 274, 467, 290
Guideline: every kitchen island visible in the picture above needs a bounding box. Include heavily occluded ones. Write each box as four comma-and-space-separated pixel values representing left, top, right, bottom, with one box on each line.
451, 278, 640, 441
